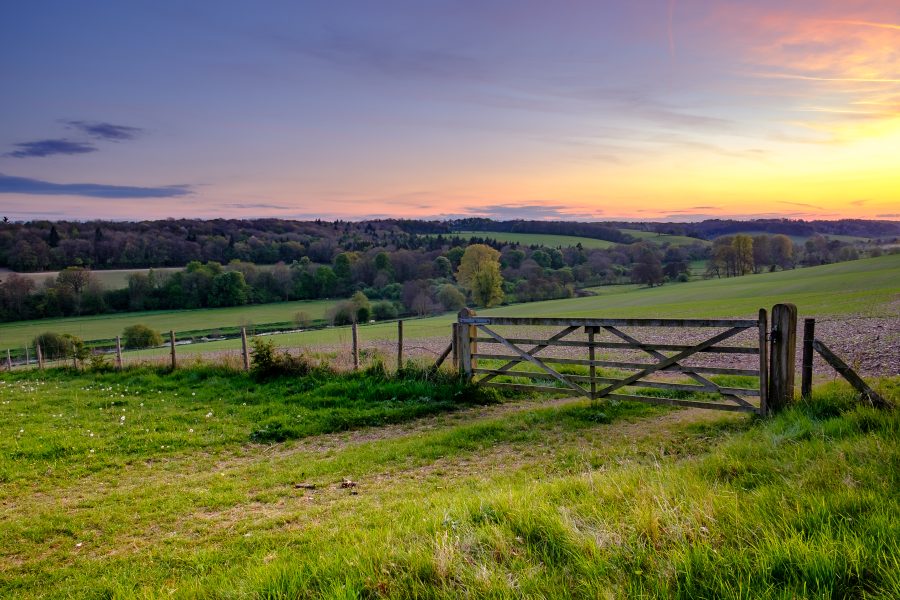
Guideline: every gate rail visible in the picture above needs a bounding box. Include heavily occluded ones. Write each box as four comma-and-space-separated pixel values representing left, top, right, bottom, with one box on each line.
456, 310, 770, 415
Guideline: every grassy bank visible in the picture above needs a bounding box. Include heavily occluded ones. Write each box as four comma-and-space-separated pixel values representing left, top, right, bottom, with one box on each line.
0, 365, 897, 597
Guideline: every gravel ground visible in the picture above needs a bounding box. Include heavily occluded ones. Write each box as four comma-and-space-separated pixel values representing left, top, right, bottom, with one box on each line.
314, 316, 899, 379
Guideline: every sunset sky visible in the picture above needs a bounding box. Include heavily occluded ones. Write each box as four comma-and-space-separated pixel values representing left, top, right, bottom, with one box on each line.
1, 0, 898, 222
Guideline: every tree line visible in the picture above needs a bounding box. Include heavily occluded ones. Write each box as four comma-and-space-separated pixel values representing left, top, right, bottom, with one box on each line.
0, 217, 885, 323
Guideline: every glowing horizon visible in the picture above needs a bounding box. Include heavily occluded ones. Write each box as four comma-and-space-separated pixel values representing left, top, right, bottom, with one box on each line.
1, 1, 898, 222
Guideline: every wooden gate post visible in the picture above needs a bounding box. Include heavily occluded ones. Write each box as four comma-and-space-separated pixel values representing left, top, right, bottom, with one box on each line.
587, 327, 597, 399
451, 323, 459, 370
169, 330, 177, 370
25, 346, 29, 367
115, 335, 123, 370
6, 349, 11, 371
769, 303, 798, 412
397, 320, 404, 371
240, 327, 250, 371
801, 318, 815, 398
758, 309, 768, 415
351, 322, 359, 370
457, 308, 476, 381
36, 343, 44, 370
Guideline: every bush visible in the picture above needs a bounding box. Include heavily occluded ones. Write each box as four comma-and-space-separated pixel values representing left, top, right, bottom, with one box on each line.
293, 311, 311, 328
372, 301, 398, 321
250, 338, 321, 379
122, 324, 163, 349
437, 284, 466, 311
34, 332, 85, 361
88, 352, 113, 372
327, 301, 356, 326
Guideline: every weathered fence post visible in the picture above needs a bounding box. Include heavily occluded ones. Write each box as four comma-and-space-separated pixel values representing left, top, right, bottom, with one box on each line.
240, 327, 250, 371
397, 320, 404, 370
115, 335, 123, 370
6, 349, 11, 371
801, 318, 815, 398
169, 330, 177, 370
758, 309, 769, 415
457, 308, 476, 381
25, 346, 29, 368
351, 322, 359, 370
36, 343, 44, 370
451, 323, 459, 370
769, 303, 798, 412
587, 327, 597, 399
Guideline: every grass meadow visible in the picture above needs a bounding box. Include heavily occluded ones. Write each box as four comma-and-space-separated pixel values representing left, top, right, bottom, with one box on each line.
435, 229, 707, 248
0, 363, 896, 598
0, 299, 336, 350
434, 231, 619, 249
0, 266, 186, 290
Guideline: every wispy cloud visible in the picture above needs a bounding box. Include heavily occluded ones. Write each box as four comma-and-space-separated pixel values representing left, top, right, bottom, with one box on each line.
6, 139, 97, 158
64, 120, 144, 141
779, 200, 821, 209
453, 203, 604, 221
0, 173, 192, 198
269, 31, 483, 82
224, 203, 291, 209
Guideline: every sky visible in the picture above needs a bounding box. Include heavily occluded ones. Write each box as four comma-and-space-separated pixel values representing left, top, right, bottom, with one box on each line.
1, 0, 899, 223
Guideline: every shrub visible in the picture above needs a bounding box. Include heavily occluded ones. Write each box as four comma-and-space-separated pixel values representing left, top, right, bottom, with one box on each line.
437, 284, 466, 311
88, 352, 113, 372
293, 311, 311, 328
122, 324, 163, 349
34, 332, 86, 361
350, 290, 371, 323
327, 301, 356, 326
372, 301, 398, 321
250, 338, 321, 379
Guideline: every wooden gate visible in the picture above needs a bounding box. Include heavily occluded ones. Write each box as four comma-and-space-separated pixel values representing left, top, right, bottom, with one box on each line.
456, 310, 769, 414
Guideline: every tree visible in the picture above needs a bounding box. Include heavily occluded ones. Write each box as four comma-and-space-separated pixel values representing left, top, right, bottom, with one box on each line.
456, 244, 504, 307
432, 256, 452, 278
210, 271, 249, 307
437, 284, 466, 311
122, 324, 163, 349
48, 225, 60, 248
731, 235, 755, 275
350, 290, 371, 322
751, 235, 771, 273
770, 234, 794, 270
371, 301, 398, 320
631, 247, 664, 287
530, 249, 551, 268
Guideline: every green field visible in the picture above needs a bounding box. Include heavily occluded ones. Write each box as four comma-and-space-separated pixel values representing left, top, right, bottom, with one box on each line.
440, 231, 618, 249
1, 363, 896, 597
618, 228, 708, 246
0, 267, 185, 290
438, 229, 707, 249
0, 263, 293, 291
0, 299, 337, 349
120, 254, 899, 360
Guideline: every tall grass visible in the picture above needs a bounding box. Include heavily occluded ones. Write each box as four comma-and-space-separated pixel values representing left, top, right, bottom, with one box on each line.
0, 365, 896, 598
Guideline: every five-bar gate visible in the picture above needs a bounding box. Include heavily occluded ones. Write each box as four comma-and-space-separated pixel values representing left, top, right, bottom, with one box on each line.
456, 309, 769, 414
